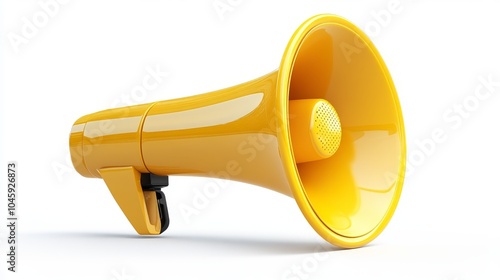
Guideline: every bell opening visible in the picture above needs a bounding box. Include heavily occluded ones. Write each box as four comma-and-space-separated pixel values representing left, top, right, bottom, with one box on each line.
277, 15, 405, 245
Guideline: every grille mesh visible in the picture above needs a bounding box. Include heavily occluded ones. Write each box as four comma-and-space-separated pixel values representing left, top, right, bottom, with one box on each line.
313, 101, 341, 156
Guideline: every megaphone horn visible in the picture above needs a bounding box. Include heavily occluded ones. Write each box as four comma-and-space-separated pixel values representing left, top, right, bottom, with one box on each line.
69, 14, 406, 248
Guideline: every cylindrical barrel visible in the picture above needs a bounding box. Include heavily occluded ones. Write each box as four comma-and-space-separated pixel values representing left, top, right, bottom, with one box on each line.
69, 71, 294, 195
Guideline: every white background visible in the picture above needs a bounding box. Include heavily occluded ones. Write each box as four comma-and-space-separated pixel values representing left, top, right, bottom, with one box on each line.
1, 0, 500, 279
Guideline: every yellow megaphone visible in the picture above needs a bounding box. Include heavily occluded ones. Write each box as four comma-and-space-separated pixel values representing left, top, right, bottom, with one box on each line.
69, 14, 405, 248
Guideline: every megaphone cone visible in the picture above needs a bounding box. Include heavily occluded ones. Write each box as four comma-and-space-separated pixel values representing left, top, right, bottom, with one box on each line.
69, 14, 405, 248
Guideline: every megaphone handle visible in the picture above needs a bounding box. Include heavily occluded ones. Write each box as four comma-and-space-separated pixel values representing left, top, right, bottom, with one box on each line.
141, 173, 170, 234
99, 167, 170, 235
155, 190, 169, 234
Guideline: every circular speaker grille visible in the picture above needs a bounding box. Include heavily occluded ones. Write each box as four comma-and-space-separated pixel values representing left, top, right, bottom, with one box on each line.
312, 101, 341, 157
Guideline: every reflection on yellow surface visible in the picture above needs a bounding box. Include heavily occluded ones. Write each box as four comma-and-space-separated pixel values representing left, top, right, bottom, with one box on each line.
144, 93, 264, 132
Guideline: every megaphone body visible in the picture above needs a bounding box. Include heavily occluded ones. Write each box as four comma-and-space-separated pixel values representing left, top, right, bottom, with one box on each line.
70, 14, 406, 248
